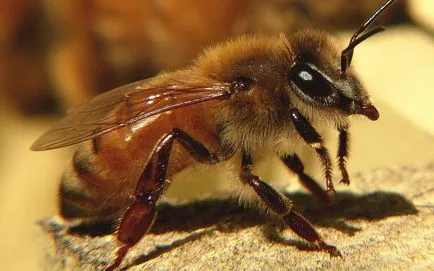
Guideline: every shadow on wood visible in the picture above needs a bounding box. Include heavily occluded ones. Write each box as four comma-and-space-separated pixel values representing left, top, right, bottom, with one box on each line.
39, 190, 418, 270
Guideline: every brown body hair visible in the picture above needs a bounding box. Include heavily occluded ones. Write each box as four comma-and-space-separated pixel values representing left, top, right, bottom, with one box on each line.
59, 32, 348, 222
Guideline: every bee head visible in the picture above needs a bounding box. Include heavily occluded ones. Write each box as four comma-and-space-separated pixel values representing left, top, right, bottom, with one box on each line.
284, 0, 397, 123
284, 30, 378, 123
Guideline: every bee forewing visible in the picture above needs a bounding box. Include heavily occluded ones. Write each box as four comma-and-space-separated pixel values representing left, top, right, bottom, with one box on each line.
31, 78, 231, 151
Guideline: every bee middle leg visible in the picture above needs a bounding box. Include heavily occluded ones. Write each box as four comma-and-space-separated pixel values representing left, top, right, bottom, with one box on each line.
281, 154, 333, 205
106, 128, 223, 271
240, 151, 341, 257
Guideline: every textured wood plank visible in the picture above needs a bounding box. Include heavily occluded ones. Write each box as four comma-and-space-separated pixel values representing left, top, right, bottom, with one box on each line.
40, 162, 434, 271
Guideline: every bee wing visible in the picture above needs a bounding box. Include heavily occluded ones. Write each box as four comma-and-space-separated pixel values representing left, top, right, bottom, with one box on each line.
31, 77, 231, 151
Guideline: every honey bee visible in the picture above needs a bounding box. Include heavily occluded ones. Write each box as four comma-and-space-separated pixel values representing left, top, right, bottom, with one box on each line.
32, 0, 397, 270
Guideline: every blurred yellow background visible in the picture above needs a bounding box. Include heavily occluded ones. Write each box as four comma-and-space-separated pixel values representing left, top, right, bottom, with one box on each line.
0, 1, 433, 270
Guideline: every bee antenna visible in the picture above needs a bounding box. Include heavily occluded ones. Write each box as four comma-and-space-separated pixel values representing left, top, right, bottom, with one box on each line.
340, 0, 397, 75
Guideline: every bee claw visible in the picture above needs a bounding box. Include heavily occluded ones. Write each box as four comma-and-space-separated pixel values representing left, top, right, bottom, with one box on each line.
317, 241, 342, 258
328, 246, 343, 258
339, 178, 350, 185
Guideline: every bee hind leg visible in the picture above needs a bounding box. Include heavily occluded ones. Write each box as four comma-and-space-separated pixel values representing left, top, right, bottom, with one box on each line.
106, 129, 224, 271
105, 132, 175, 271
240, 151, 341, 257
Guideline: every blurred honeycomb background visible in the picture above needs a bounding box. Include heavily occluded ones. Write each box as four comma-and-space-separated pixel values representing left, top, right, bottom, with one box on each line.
0, 1, 433, 270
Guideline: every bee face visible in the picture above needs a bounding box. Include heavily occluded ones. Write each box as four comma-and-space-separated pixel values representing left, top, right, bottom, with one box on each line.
284, 30, 377, 124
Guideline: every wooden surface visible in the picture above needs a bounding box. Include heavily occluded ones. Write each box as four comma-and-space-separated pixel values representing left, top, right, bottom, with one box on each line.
40, 162, 434, 271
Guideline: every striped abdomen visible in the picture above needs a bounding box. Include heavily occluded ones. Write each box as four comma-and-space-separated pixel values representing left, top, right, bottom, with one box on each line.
59, 103, 221, 224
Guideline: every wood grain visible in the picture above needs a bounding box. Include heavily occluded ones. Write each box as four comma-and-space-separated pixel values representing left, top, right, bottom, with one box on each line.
39, 162, 434, 271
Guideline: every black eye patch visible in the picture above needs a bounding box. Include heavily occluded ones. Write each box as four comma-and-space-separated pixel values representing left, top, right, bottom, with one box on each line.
289, 63, 334, 99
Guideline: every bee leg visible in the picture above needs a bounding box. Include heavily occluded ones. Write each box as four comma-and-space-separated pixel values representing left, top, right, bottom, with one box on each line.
106, 129, 224, 270
105, 132, 175, 271
289, 108, 335, 193
282, 154, 333, 204
240, 151, 341, 257
171, 128, 222, 163
337, 127, 350, 185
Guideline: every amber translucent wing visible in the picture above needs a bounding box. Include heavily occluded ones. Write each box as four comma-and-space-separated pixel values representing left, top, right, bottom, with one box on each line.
31, 78, 231, 151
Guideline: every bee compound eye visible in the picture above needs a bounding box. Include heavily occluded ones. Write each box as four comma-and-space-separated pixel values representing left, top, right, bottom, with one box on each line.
289, 63, 334, 100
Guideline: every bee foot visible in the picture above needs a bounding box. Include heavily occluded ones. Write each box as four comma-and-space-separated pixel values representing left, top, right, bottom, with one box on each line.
318, 241, 342, 258
339, 178, 350, 185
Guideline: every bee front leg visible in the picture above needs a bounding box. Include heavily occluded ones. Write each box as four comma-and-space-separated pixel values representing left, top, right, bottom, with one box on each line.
289, 108, 335, 193
282, 154, 333, 205
240, 151, 341, 257
337, 127, 350, 185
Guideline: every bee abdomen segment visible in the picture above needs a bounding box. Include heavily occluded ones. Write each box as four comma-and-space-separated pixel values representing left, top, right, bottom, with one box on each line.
60, 197, 92, 219
72, 151, 93, 175
59, 176, 121, 220
59, 147, 108, 219
59, 178, 94, 218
